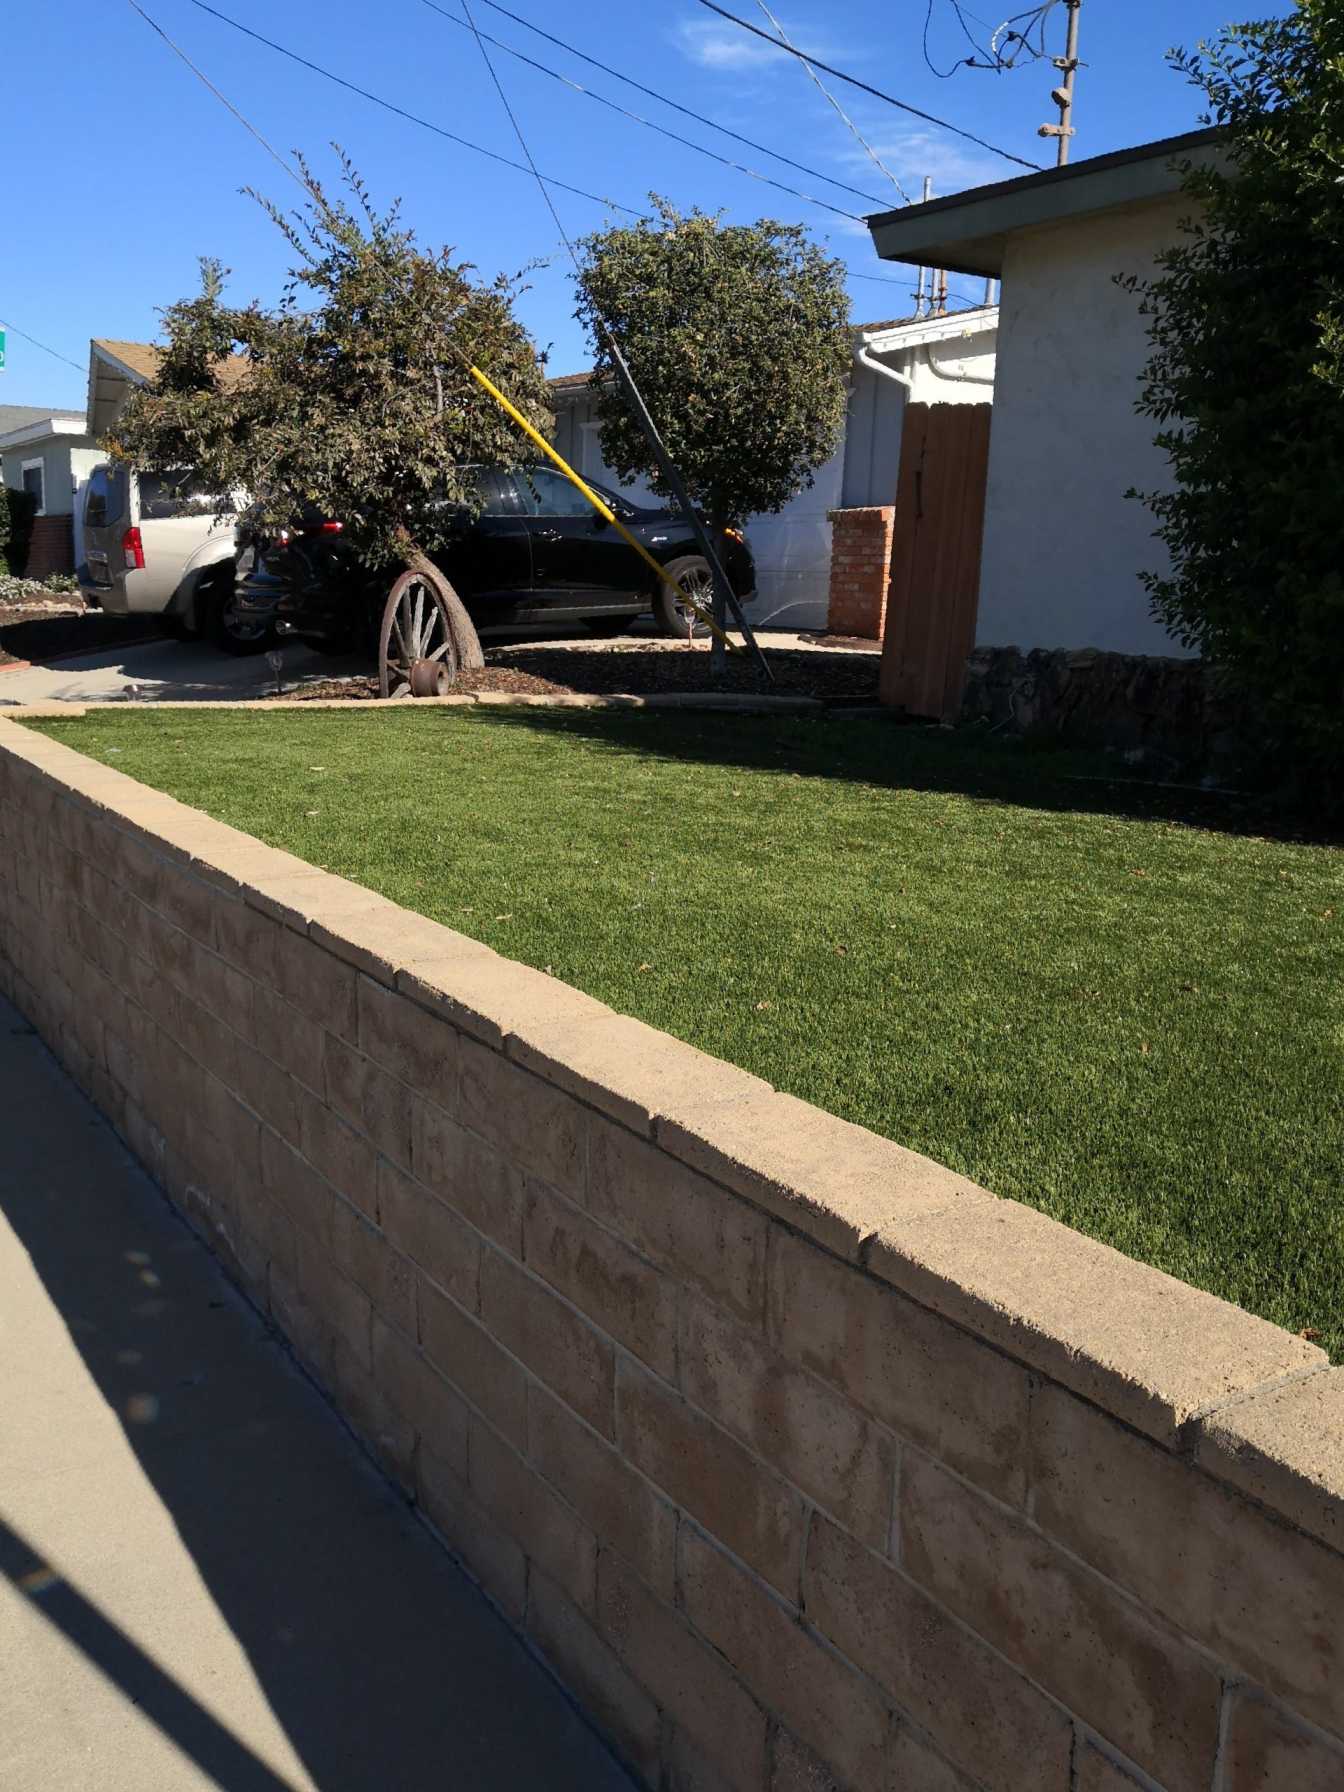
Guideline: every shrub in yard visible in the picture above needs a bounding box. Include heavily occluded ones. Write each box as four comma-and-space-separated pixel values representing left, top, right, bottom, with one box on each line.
110, 153, 554, 662
1, 485, 37, 577
575, 200, 851, 656
1130, 1, 1344, 769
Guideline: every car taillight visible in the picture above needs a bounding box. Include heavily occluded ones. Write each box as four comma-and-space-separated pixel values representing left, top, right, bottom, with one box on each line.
121, 526, 145, 571
317, 520, 343, 534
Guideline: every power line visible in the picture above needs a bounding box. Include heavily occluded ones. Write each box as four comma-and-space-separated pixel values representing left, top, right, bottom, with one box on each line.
694, 0, 1042, 173
179, 0, 640, 215
454, 0, 771, 676
127, 0, 315, 202
439, 0, 890, 209
124, 3, 944, 349
0, 319, 86, 376
419, 0, 868, 220
752, 0, 911, 202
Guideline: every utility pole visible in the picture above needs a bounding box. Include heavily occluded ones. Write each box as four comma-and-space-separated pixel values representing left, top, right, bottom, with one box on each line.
1038, 0, 1082, 166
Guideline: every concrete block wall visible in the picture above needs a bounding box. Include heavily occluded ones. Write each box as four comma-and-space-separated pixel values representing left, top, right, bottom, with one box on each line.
825, 507, 895, 641
2, 709, 1343, 1792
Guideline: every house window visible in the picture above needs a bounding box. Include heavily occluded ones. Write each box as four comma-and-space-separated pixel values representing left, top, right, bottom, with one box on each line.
20, 459, 45, 516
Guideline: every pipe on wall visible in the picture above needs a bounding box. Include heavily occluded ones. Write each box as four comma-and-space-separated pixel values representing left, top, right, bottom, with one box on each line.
855, 342, 915, 390
921, 345, 995, 387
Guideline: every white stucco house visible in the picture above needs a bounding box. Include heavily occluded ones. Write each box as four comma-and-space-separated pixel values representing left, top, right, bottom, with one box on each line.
550, 303, 999, 632
1, 405, 101, 577
867, 127, 1221, 661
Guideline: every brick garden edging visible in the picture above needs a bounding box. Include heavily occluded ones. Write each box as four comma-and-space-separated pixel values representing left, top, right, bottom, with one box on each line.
1, 711, 1342, 1792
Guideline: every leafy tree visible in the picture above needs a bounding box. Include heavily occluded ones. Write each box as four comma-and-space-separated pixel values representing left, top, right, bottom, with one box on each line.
111, 155, 553, 660
575, 200, 851, 657
1130, 2, 1344, 760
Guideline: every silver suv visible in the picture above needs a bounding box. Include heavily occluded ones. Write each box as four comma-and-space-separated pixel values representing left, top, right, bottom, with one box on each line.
80, 465, 269, 652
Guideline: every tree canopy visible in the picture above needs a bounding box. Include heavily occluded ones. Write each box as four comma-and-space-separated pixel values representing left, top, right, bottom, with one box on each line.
111, 156, 553, 568
1131, 2, 1344, 758
574, 200, 851, 530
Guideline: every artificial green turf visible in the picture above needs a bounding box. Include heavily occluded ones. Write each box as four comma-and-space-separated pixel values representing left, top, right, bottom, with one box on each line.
29, 707, 1344, 1355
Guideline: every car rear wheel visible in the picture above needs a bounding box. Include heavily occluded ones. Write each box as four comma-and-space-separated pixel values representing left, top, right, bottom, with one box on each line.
653, 556, 714, 638
202, 562, 274, 656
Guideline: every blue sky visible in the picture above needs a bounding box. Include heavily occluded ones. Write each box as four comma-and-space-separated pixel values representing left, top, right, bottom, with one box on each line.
4, 0, 1288, 411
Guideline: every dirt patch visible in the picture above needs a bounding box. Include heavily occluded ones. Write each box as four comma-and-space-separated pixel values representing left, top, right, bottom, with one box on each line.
281, 642, 881, 704
796, 631, 882, 655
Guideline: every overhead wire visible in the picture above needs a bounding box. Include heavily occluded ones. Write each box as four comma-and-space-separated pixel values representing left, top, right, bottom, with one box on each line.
923, 0, 974, 79
179, 0, 639, 215
433, 0, 889, 209
418, 0, 870, 220
752, 0, 911, 202
693, 0, 1042, 171
0, 318, 86, 376
124, 5, 941, 347
454, 0, 772, 671
124, 1, 921, 315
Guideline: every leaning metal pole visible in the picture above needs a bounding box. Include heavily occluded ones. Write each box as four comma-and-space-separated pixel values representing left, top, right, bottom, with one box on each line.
602, 336, 773, 683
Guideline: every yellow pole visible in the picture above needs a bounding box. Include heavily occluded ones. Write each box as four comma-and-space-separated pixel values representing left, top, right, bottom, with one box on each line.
468, 364, 740, 654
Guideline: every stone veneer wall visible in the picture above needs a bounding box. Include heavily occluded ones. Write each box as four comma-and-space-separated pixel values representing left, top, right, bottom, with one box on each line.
960, 646, 1257, 778
1, 709, 1343, 1792
825, 507, 895, 641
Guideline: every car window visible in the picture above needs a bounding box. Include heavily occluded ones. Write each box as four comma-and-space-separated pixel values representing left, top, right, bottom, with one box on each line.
138, 469, 225, 520
84, 463, 128, 530
449, 468, 526, 518
516, 468, 598, 519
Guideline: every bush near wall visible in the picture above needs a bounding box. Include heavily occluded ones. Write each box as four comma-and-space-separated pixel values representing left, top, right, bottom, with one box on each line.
1, 485, 38, 577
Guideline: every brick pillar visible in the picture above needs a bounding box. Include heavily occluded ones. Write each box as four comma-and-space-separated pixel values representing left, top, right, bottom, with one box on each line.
23, 516, 75, 580
825, 507, 896, 641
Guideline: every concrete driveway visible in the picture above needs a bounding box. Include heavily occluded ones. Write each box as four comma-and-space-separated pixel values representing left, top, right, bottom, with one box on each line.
0, 635, 358, 707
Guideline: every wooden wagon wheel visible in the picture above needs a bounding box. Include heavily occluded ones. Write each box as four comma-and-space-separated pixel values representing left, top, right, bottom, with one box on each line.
378, 567, 461, 699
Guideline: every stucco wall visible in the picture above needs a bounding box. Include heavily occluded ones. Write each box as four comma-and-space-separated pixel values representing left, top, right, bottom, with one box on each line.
1, 437, 98, 517
3, 708, 1343, 1792
977, 197, 1190, 656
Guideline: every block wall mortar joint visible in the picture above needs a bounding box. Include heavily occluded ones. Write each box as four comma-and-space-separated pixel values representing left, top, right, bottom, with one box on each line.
887, 1441, 903, 1567
1188, 1358, 1331, 1443
1210, 1675, 1239, 1792
795, 1500, 812, 1615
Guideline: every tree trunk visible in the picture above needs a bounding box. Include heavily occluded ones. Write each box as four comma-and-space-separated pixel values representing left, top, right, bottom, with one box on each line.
708, 509, 729, 678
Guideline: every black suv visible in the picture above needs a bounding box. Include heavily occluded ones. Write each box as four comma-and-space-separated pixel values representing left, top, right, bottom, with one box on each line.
231, 465, 756, 650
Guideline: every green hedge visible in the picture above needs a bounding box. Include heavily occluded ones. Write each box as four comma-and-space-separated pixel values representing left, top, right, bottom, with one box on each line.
0, 485, 38, 576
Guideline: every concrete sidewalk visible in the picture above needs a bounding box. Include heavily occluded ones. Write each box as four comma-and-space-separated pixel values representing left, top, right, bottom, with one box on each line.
0, 994, 634, 1791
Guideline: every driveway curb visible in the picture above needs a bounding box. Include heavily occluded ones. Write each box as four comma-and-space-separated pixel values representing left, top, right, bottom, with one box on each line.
3, 692, 898, 720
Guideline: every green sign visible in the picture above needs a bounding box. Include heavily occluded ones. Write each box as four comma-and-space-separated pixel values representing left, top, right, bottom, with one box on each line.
0, 330, 6, 370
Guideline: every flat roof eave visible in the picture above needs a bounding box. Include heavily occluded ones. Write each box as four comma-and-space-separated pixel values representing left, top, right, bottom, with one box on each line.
866, 126, 1225, 277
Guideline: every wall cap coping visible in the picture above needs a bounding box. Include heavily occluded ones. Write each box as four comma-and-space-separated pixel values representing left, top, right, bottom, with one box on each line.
1196, 1368, 1344, 1553
865, 1199, 1325, 1448
1, 709, 1336, 1556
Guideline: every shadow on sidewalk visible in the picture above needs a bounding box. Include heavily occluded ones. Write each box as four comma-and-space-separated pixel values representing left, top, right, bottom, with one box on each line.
0, 1025, 632, 1792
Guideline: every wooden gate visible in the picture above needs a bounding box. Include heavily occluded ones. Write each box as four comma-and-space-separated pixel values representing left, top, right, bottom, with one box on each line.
879, 402, 992, 719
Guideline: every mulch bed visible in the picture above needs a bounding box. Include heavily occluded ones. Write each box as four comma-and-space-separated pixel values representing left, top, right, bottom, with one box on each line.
282, 643, 882, 704
0, 596, 167, 668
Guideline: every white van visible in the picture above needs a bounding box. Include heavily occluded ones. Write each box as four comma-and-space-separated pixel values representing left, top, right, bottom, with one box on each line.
80, 464, 269, 652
